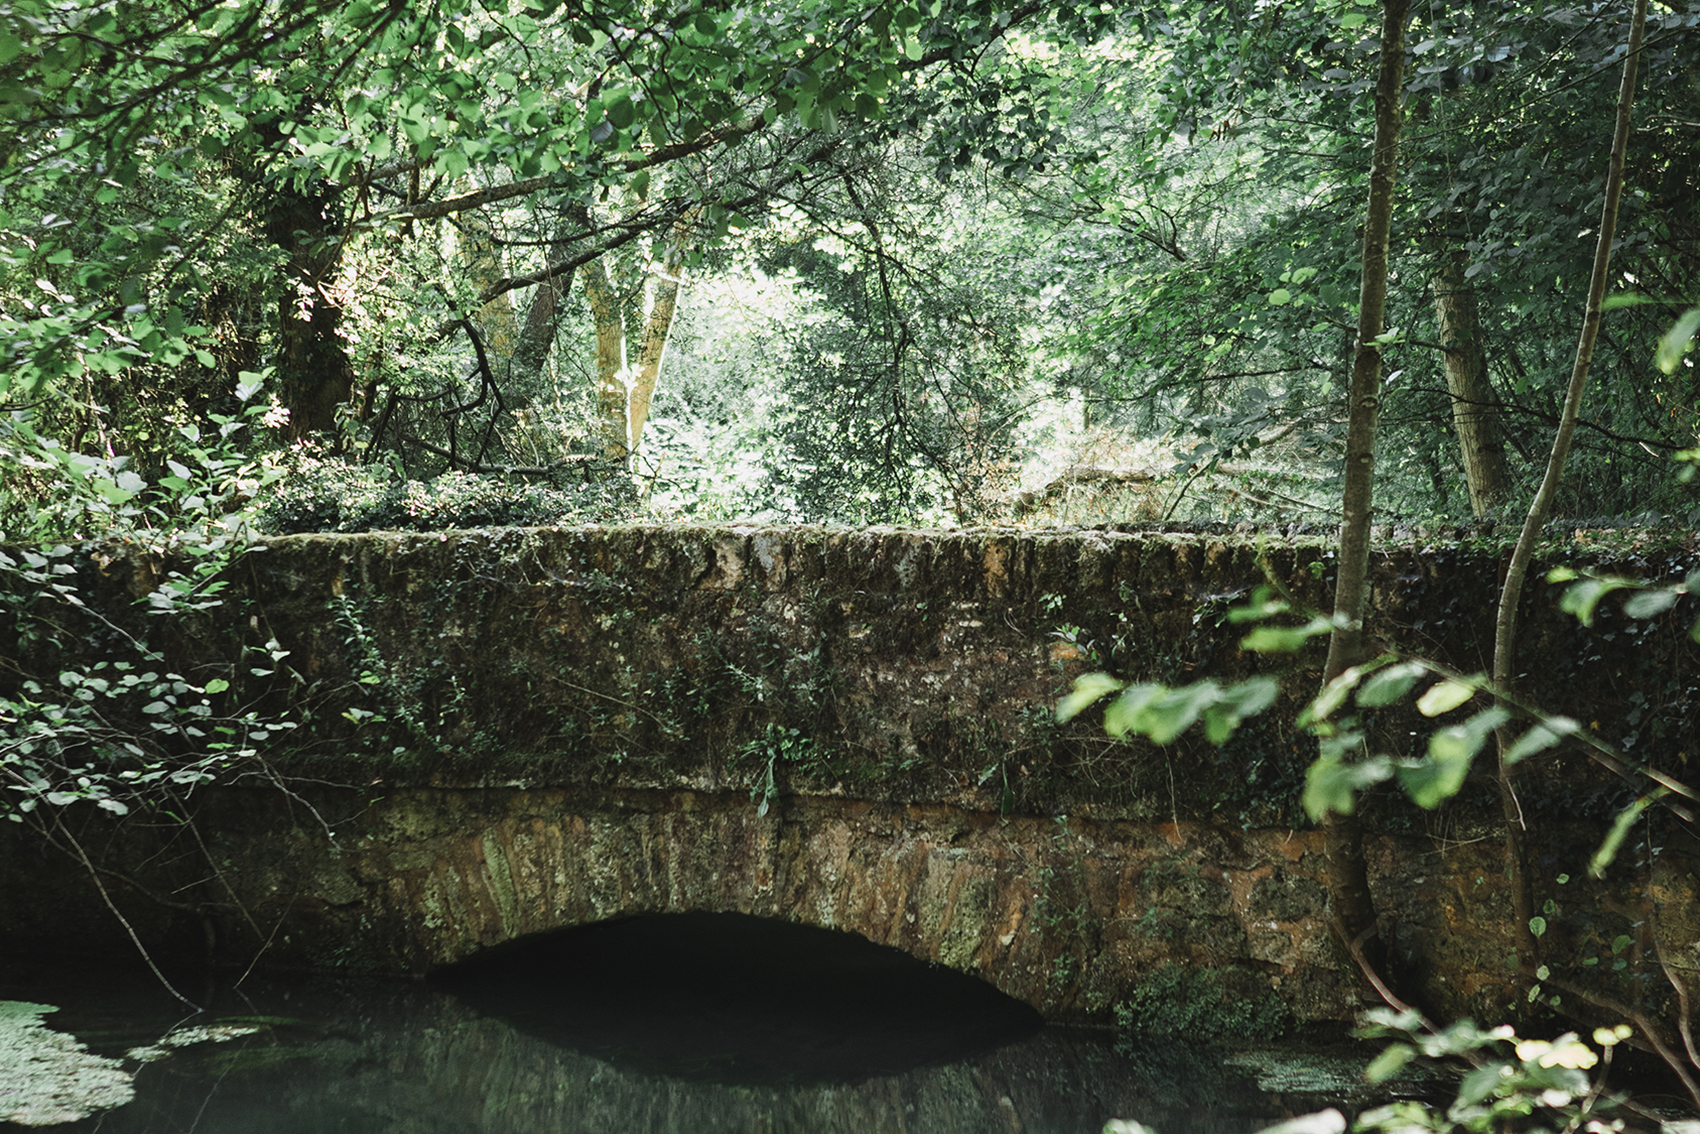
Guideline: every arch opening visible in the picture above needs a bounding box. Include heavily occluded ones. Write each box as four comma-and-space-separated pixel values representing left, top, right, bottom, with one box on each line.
429, 911, 1042, 1085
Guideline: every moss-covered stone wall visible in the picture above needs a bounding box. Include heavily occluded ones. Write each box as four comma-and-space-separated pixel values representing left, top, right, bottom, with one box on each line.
4, 524, 1697, 1028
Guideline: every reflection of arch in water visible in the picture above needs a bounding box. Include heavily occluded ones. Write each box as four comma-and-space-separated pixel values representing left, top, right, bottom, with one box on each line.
429, 911, 1042, 1085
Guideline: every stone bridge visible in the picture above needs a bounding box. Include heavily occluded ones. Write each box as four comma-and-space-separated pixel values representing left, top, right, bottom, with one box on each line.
4, 524, 1697, 1027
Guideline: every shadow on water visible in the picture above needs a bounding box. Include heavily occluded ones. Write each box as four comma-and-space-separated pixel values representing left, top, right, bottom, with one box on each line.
428, 911, 1042, 1085
1, 924, 1314, 1134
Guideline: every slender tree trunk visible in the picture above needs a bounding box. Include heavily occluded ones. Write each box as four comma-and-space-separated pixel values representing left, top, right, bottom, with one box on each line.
1492, 0, 1647, 987
626, 242, 687, 454
1321, 0, 1409, 974
581, 255, 629, 463
1432, 251, 1511, 517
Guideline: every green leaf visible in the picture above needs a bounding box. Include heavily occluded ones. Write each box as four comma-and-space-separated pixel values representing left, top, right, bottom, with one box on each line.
1655, 307, 1700, 375
1459, 1063, 1510, 1106
1400, 708, 1510, 807
1340, 11, 1368, 28
1559, 577, 1630, 627
1103, 682, 1162, 738
1301, 753, 1393, 822
1415, 678, 1475, 717
1590, 788, 1668, 878
1623, 588, 1679, 619
1139, 683, 1219, 745
1303, 667, 1363, 727
1226, 587, 1289, 623
1242, 616, 1333, 653
1529, 915, 1547, 938
1268, 288, 1292, 306
1363, 1043, 1414, 1084
1502, 717, 1577, 764
1600, 293, 1653, 311
1057, 672, 1123, 722
204, 678, 230, 694
1356, 661, 1427, 708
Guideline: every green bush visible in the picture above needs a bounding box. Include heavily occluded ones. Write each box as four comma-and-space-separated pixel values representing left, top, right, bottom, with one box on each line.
256, 459, 639, 534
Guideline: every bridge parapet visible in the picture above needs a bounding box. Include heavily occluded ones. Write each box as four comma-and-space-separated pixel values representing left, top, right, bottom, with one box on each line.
5, 524, 1697, 1026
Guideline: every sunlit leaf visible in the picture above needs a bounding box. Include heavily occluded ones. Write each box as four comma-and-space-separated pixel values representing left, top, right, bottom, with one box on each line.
1590, 788, 1668, 878
1559, 577, 1630, 627
1362, 1043, 1414, 1084
1623, 588, 1679, 619
1416, 678, 1476, 717
1058, 672, 1123, 722
1356, 661, 1427, 708
1502, 717, 1577, 764
1655, 307, 1700, 375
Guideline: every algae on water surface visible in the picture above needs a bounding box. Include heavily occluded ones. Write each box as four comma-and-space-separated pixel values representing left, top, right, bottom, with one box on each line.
0, 1000, 134, 1126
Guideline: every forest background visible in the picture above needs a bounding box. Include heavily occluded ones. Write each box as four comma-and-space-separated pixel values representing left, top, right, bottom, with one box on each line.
2, 0, 1696, 540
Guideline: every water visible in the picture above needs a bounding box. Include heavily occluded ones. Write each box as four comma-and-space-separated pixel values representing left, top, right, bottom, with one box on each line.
3, 915, 1367, 1134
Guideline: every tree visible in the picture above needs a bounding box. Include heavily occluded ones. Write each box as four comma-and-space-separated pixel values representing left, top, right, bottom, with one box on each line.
1317, 0, 1410, 975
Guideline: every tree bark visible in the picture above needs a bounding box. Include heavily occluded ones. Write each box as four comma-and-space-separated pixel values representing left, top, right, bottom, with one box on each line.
269, 179, 357, 442
581, 255, 629, 463
1320, 0, 1409, 975
626, 242, 687, 455
459, 203, 519, 361
1491, 0, 1648, 988
1432, 251, 1511, 517
509, 218, 583, 391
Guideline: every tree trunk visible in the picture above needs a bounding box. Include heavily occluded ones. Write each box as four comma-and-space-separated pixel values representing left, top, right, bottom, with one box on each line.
509, 218, 583, 391
581, 255, 629, 463
1432, 251, 1511, 517
269, 180, 357, 442
1320, 0, 1410, 976
459, 203, 519, 361
1491, 0, 1648, 990
626, 241, 687, 455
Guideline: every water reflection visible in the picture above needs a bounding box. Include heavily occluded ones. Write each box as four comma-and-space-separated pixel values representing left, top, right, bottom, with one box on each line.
429, 911, 1044, 1084
5, 940, 1301, 1134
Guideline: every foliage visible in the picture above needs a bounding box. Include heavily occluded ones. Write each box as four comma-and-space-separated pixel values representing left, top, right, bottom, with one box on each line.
256, 457, 638, 534
0, 375, 301, 948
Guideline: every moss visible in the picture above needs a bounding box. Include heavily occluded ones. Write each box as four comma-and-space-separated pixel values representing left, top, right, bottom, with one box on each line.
1114, 963, 1292, 1040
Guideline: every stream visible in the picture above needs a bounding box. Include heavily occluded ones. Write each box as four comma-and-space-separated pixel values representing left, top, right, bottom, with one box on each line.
3, 914, 1398, 1133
